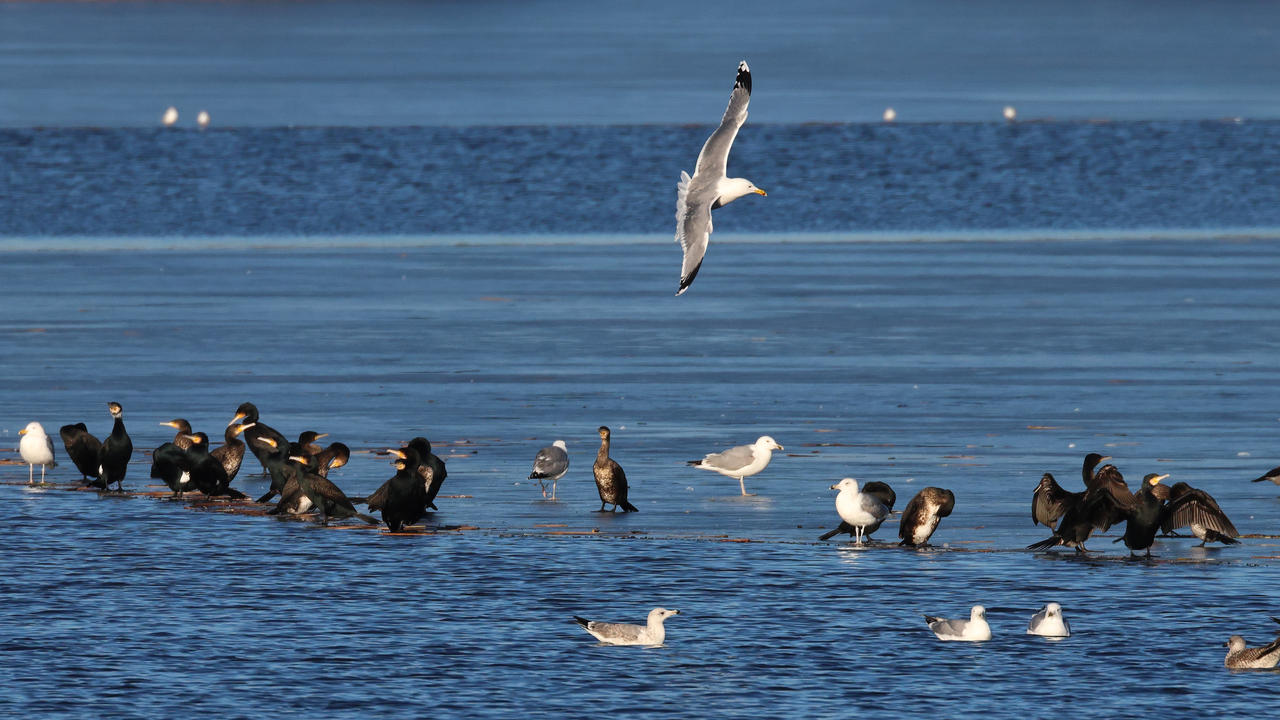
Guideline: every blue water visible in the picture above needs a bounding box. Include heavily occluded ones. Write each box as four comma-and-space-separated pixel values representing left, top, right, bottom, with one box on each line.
3, 238, 1280, 717
5, 1, 1280, 716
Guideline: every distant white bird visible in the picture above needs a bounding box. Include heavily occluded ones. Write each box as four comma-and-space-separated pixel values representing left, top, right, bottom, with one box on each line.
18, 421, 56, 484
574, 607, 680, 646
1003, 105, 1017, 122
687, 435, 783, 496
1225, 618, 1280, 669
883, 107, 896, 123
674, 60, 767, 295
828, 478, 890, 544
162, 106, 179, 127
1027, 602, 1071, 638
925, 605, 991, 642
197, 110, 210, 128
528, 440, 569, 500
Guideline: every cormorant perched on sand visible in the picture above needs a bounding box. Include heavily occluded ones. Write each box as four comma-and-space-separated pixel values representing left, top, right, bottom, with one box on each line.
59, 423, 101, 481
899, 486, 956, 547
1117, 473, 1170, 557
160, 419, 195, 450
186, 432, 246, 499
365, 438, 442, 512
93, 402, 132, 491
593, 426, 637, 512
251, 436, 300, 503
231, 402, 287, 474
529, 440, 569, 500
270, 454, 375, 526
18, 421, 56, 484
297, 431, 329, 457
151, 437, 195, 496
1161, 481, 1240, 547
819, 480, 895, 541
211, 422, 252, 483
312, 442, 350, 479
379, 446, 431, 532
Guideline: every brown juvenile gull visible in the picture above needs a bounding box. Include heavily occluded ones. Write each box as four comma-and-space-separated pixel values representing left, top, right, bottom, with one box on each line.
674, 60, 767, 295
1225, 619, 1280, 669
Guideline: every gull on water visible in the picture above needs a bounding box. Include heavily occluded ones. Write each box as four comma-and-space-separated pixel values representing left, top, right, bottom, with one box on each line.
574, 608, 679, 646
162, 106, 179, 126
1003, 105, 1017, 122
687, 435, 782, 496
1225, 619, 1280, 669
1027, 602, 1071, 638
528, 440, 569, 500
828, 478, 890, 544
197, 110, 210, 129
925, 605, 991, 642
883, 107, 896, 123
674, 60, 767, 295
18, 422, 56, 484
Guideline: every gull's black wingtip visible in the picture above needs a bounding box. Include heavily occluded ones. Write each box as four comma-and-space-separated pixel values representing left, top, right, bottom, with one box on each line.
735, 60, 751, 95
676, 261, 704, 296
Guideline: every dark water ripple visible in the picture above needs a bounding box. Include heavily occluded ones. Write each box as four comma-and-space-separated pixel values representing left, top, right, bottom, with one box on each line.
5, 121, 1280, 236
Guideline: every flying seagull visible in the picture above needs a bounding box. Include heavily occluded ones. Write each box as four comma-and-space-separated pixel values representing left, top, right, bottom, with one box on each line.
674, 60, 766, 295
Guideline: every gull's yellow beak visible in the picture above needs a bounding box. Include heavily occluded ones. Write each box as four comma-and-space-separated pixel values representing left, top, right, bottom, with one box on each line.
774, 443, 784, 451
18, 428, 28, 435
753, 188, 767, 196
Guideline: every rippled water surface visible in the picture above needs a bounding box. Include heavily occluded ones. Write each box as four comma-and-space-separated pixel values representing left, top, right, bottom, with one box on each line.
2, 236, 1280, 717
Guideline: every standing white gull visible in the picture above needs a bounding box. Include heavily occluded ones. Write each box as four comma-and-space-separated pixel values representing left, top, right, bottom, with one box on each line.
574, 608, 679, 646
18, 422, 56, 484
925, 605, 991, 642
1027, 602, 1071, 638
687, 435, 782, 496
528, 440, 569, 500
828, 478, 890, 544
674, 60, 767, 295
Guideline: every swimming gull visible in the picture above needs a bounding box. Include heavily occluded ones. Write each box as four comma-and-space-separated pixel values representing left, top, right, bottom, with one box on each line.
18, 422, 56, 484
925, 605, 991, 642
687, 435, 782, 496
827, 478, 890, 544
1225, 619, 1280, 669
898, 486, 955, 547
574, 608, 679, 646
529, 440, 569, 500
819, 481, 895, 541
1027, 603, 1071, 638
594, 426, 637, 512
197, 110, 210, 129
674, 60, 767, 295
162, 106, 178, 126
